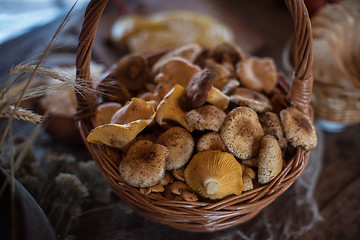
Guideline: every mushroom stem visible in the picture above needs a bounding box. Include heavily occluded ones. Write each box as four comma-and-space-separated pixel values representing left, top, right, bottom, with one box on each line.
204, 179, 219, 194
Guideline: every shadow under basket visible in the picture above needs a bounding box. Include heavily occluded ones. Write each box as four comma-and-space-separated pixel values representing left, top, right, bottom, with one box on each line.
75, 0, 315, 232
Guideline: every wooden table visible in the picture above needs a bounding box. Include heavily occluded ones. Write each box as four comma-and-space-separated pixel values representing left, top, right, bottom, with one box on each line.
1, 0, 359, 239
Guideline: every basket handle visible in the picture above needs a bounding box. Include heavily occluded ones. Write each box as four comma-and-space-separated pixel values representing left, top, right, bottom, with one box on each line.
75, 0, 313, 115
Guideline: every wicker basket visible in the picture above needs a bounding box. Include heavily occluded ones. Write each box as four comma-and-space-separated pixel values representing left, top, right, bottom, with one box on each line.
75, 0, 314, 232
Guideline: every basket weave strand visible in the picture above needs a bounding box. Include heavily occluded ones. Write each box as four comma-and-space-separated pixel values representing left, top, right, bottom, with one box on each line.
75, 0, 313, 232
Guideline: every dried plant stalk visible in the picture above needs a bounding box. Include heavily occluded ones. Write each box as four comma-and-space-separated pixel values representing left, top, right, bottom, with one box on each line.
0, 105, 42, 123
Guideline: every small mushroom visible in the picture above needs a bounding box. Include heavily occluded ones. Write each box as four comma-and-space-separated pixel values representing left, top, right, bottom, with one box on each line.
236, 57, 278, 94
156, 84, 194, 132
186, 68, 215, 108
156, 126, 195, 170
181, 191, 199, 202
152, 43, 202, 73
185, 105, 226, 132
154, 57, 201, 88
169, 181, 189, 195
119, 140, 168, 188
93, 102, 122, 127
205, 62, 231, 89
260, 111, 288, 150
160, 172, 174, 186
87, 98, 155, 149
258, 135, 283, 184
221, 78, 240, 95
140, 183, 165, 195
241, 157, 259, 167
184, 150, 243, 200
242, 175, 253, 192
229, 87, 272, 113
220, 106, 264, 159
241, 165, 256, 180
172, 167, 185, 182
209, 42, 246, 64
206, 87, 230, 110
116, 54, 152, 91
280, 107, 317, 151
196, 132, 228, 152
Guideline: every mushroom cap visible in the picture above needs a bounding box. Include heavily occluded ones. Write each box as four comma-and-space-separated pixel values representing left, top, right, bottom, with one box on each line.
116, 54, 152, 91
196, 132, 228, 152
93, 102, 122, 127
221, 78, 240, 95
258, 135, 283, 184
111, 98, 155, 124
119, 140, 168, 188
229, 87, 272, 113
206, 87, 230, 110
209, 42, 246, 64
152, 43, 202, 73
280, 107, 317, 151
156, 126, 195, 170
185, 105, 226, 132
205, 62, 231, 89
156, 84, 194, 132
260, 111, 288, 150
220, 106, 264, 159
186, 68, 215, 108
184, 150, 243, 200
154, 57, 201, 88
236, 57, 278, 94
87, 98, 156, 149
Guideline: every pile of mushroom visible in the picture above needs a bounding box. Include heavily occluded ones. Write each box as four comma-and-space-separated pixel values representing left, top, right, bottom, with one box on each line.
87, 42, 317, 202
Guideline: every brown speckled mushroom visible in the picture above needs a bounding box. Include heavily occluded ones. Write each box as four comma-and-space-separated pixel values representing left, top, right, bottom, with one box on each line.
258, 135, 283, 184
119, 140, 169, 188
236, 57, 278, 94
260, 111, 288, 150
186, 68, 215, 108
229, 87, 272, 113
205, 63, 231, 90
185, 105, 226, 132
156, 127, 195, 170
196, 132, 228, 152
220, 106, 264, 159
280, 107, 317, 151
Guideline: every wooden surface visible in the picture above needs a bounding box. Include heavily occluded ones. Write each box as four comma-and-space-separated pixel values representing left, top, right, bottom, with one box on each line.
1, 0, 359, 239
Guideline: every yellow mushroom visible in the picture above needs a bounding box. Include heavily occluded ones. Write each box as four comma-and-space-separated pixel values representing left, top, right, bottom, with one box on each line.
184, 150, 243, 200
206, 87, 230, 110
156, 84, 194, 132
87, 98, 155, 149
93, 102, 122, 127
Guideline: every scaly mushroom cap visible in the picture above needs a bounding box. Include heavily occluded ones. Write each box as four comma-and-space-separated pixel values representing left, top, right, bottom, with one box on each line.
236, 57, 278, 94
119, 140, 168, 188
260, 111, 288, 150
152, 43, 202, 73
93, 102, 122, 127
220, 106, 264, 159
156, 84, 194, 132
154, 57, 201, 87
184, 150, 243, 200
229, 87, 272, 113
206, 87, 230, 110
87, 98, 155, 149
184, 150, 243, 199
186, 69, 215, 108
258, 135, 283, 184
116, 54, 152, 91
185, 105, 226, 132
280, 107, 317, 151
156, 126, 195, 170
196, 132, 228, 152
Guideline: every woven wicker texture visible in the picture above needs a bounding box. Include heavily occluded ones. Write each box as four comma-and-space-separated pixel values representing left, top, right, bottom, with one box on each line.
75, 0, 313, 232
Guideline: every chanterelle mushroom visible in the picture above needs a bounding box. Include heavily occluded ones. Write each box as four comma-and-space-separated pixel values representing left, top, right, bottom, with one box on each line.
220, 106, 264, 159
186, 68, 215, 108
119, 140, 168, 188
206, 87, 230, 110
156, 84, 194, 132
185, 105, 226, 132
280, 107, 317, 151
93, 102, 122, 127
184, 150, 243, 200
229, 87, 272, 113
156, 126, 195, 170
236, 57, 278, 94
258, 135, 283, 184
87, 98, 155, 149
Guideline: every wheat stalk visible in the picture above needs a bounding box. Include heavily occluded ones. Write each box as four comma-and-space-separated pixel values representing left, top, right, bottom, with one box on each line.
0, 105, 42, 123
